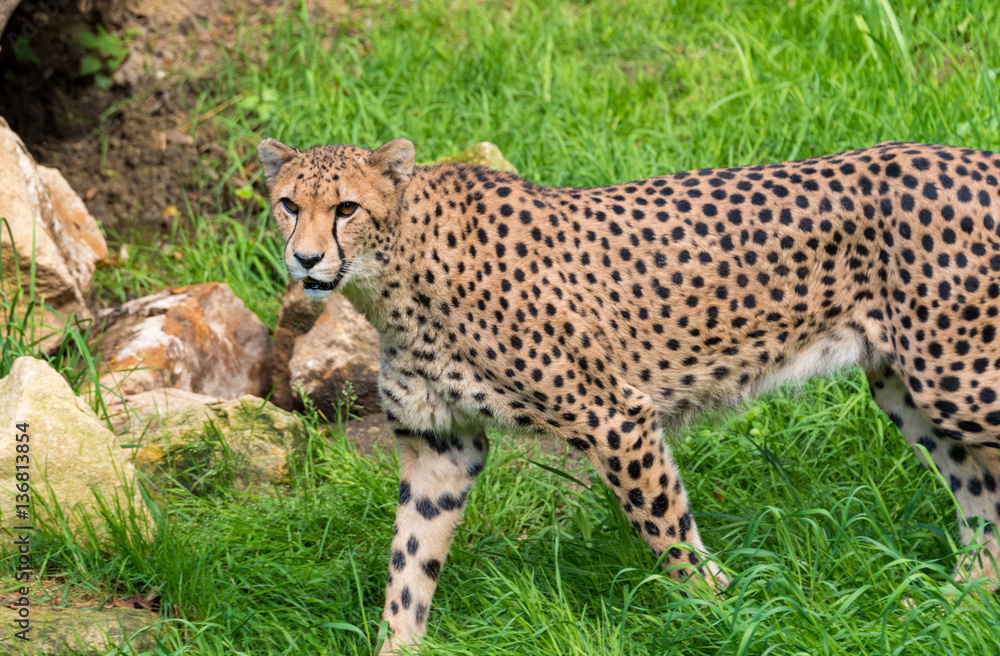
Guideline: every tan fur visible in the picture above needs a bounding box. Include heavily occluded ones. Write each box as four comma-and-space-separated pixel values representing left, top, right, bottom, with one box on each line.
261, 138, 1000, 653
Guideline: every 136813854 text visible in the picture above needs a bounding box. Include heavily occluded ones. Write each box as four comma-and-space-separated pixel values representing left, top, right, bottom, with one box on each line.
11, 421, 33, 643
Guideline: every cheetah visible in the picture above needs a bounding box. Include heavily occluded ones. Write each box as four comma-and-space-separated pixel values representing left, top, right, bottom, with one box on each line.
258, 136, 1000, 653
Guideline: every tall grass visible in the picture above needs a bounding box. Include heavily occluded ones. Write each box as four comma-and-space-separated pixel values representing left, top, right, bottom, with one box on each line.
0, 218, 113, 417
210, 0, 998, 182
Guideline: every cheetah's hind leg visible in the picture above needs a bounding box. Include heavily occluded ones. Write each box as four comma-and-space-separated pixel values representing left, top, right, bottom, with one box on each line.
555, 390, 729, 592
867, 368, 1000, 587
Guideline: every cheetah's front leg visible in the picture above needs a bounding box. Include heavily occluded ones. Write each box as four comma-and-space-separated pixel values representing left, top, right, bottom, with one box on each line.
379, 428, 489, 654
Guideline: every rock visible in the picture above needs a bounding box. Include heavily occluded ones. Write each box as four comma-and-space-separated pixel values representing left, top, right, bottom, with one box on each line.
270, 282, 326, 410
95, 283, 272, 400
111, 44, 146, 90
0, 118, 108, 349
0, 606, 161, 655
0, 0, 17, 38
35, 166, 108, 289
0, 357, 143, 546
425, 141, 519, 174
107, 388, 307, 495
271, 281, 381, 419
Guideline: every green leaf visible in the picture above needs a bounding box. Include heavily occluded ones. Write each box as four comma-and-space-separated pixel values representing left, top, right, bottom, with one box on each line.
316, 622, 367, 641
11, 38, 39, 65
234, 185, 255, 200
80, 55, 103, 76
77, 30, 100, 50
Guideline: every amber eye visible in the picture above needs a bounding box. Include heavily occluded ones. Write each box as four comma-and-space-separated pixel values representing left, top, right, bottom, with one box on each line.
279, 198, 299, 215
336, 201, 359, 218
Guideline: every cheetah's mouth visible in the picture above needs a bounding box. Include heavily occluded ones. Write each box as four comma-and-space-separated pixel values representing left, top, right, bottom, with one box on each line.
303, 276, 337, 292
298, 260, 350, 296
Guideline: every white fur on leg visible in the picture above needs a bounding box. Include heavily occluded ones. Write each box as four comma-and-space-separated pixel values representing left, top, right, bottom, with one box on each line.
379, 431, 488, 654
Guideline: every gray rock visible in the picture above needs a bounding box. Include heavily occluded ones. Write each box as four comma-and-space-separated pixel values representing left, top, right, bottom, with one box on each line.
0, 605, 161, 655
108, 388, 307, 495
271, 281, 381, 419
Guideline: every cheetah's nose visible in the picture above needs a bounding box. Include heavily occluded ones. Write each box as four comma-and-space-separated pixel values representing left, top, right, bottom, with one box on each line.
294, 252, 324, 270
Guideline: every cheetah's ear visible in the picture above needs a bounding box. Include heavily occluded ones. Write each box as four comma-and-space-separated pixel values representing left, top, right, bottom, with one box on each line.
369, 138, 416, 186
257, 138, 298, 187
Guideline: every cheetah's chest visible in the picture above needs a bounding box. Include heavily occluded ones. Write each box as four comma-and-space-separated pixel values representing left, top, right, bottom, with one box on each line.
377, 345, 495, 435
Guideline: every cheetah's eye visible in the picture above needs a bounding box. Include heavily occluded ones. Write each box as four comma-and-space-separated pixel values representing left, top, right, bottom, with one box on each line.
336, 201, 359, 218
279, 198, 299, 216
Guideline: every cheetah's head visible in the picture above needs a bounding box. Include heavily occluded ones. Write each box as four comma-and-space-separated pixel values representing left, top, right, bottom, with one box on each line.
257, 137, 416, 299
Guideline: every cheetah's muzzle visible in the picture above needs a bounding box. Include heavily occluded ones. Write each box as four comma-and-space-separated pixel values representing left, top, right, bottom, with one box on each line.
258, 136, 1000, 655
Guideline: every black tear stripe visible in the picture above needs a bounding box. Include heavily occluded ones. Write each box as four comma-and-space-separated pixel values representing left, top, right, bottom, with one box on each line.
314, 217, 351, 292
332, 219, 347, 261
285, 214, 299, 256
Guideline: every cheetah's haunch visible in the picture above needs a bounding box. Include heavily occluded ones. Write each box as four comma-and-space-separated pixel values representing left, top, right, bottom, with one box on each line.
259, 137, 1000, 653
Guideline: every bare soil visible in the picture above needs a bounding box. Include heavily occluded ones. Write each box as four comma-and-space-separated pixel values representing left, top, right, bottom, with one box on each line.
4, 4, 185, 234
0, 0, 288, 239
0, 0, 388, 244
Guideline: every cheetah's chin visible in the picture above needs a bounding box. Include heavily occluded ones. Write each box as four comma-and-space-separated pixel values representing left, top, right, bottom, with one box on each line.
302, 287, 334, 299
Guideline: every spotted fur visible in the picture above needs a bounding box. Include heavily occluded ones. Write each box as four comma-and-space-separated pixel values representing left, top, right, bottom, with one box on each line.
259, 137, 1000, 653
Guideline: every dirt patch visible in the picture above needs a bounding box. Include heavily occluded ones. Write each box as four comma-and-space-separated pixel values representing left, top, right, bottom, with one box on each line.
1, 0, 386, 242
42, 97, 222, 236
343, 412, 395, 456
0, 1, 227, 236
0, 0, 308, 240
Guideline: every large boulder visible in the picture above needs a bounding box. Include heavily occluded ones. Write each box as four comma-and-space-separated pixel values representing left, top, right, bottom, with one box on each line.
108, 388, 307, 495
0, 118, 108, 348
95, 283, 272, 400
0, 357, 143, 544
271, 281, 381, 419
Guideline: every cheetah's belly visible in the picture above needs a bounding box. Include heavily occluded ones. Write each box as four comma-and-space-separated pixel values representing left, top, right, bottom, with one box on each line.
756, 328, 872, 395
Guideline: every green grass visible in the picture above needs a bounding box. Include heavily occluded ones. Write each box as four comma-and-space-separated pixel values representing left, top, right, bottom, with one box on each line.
90, 210, 287, 328
0, 218, 113, 416
8, 0, 1000, 653
213, 0, 998, 178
